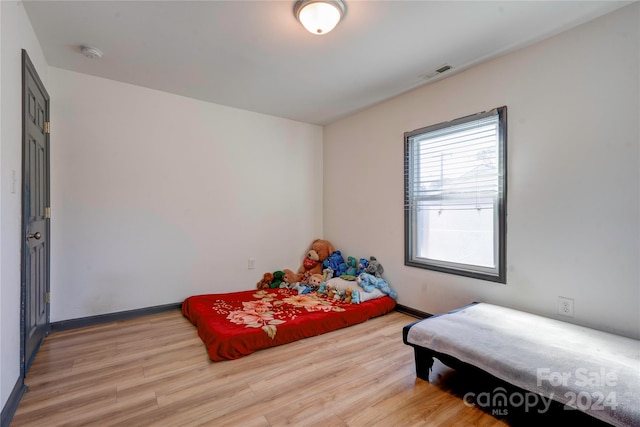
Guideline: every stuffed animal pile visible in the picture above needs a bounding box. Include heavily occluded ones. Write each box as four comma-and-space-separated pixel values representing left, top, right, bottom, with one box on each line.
256, 270, 286, 289
324, 285, 360, 304
256, 239, 397, 302
256, 239, 334, 288
284, 239, 334, 284
357, 272, 397, 299
322, 250, 346, 278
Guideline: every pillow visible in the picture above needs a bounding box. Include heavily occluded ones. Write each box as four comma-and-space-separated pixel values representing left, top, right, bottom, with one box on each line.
326, 277, 385, 302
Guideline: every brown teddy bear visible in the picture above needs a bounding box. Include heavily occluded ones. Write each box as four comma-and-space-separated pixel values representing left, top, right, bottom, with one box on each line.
284, 239, 335, 284
256, 272, 273, 289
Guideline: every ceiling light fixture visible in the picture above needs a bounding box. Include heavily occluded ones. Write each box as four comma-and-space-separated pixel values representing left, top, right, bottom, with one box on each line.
294, 0, 346, 35
80, 46, 103, 59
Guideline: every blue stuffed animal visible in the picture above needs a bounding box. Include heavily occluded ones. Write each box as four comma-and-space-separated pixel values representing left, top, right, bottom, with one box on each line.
292, 282, 311, 294
323, 250, 347, 277
357, 272, 397, 299
318, 282, 327, 294
356, 258, 369, 275
351, 289, 361, 304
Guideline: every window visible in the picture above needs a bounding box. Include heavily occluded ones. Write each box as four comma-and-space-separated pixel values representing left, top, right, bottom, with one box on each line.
404, 106, 506, 283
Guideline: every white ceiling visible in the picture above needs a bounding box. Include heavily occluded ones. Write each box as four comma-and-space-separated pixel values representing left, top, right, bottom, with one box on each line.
23, 0, 631, 125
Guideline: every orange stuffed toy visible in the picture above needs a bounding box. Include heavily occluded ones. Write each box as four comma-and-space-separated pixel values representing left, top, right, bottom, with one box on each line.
284, 239, 335, 284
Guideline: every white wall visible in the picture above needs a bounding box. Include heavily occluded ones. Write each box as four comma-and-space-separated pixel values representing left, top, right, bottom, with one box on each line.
324, 3, 640, 338
50, 68, 323, 321
0, 0, 49, 411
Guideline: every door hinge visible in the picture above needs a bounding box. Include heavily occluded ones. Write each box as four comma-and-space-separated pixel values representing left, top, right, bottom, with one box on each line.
46, 292, 50, 304
44, 122, 50, 134
45, 207, 51, 219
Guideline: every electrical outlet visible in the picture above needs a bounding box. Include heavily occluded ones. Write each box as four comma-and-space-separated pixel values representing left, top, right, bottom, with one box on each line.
248, 258, 256, 270
558, 297, 574, 317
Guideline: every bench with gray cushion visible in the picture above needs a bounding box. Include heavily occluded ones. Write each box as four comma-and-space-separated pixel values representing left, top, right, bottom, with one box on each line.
403, 302, 639, 427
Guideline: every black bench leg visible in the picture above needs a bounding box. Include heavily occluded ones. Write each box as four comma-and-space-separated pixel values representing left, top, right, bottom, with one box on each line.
413, 347, 434, 381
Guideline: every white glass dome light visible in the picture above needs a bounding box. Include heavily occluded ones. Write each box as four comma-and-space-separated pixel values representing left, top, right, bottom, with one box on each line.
294, 0, 346, 35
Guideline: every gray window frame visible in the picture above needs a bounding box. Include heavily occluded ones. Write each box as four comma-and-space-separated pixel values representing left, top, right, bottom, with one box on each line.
404, 106, 507, 283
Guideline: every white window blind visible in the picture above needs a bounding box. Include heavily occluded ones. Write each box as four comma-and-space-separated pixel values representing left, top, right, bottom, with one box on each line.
406, 113, 501, 213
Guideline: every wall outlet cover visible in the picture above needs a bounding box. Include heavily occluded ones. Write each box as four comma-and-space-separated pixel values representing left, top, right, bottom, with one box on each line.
558, 296, 574, 317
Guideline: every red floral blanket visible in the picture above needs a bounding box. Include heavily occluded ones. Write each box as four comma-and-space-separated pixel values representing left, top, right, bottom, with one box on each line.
182, 288, 396, 361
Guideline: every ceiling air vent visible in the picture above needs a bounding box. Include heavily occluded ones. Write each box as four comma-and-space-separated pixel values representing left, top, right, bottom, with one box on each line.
423, 64, 453, 80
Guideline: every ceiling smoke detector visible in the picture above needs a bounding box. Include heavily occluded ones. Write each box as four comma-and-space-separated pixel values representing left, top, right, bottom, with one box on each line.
81, 46, 103, 59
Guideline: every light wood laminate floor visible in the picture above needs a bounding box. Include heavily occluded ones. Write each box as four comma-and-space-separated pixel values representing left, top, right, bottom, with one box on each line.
11, 310, 610, 426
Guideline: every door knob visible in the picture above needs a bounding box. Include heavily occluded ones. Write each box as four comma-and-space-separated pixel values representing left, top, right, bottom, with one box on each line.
28, 232, 42, 240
